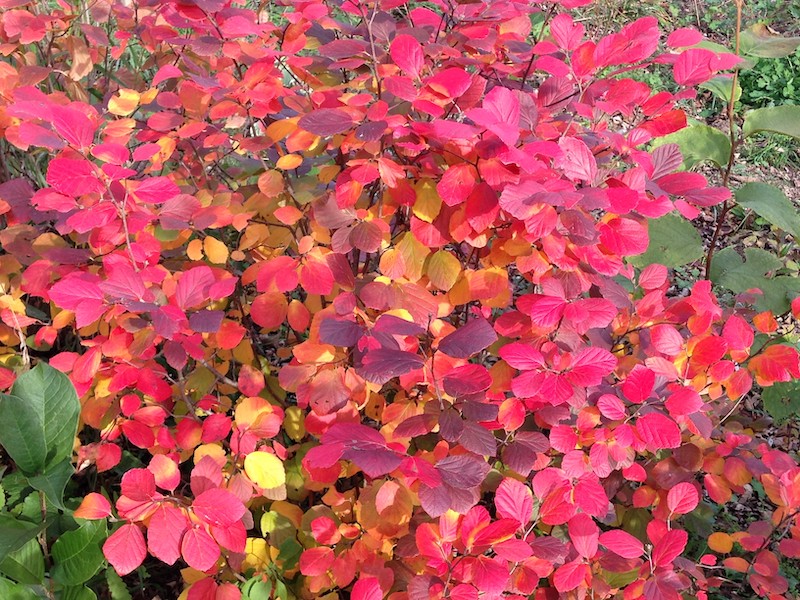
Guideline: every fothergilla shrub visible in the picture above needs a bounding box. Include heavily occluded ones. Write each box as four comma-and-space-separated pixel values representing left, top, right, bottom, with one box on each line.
0, 0, 798, 599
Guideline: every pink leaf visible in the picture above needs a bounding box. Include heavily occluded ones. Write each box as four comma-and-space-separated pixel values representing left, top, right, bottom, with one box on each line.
495, 477, 533, 527
652, 529, 688, 567
103, 524, 147, 576
600, 529, 644, 558
181, 527, 220, 572
667, 28, 703, 48
556, 137, 597, 183
46, 158, 103, 197
390, 34, 424, 79
553, 559, 590, 592
673, 49, 715, 86
51, 106, 95, 149
192, 488, 246, 527
637, 413, 682, 451
667, 482, 699, 515
352, 577, 383, 600
568, 513, 599, 559
147, 504, 188, 565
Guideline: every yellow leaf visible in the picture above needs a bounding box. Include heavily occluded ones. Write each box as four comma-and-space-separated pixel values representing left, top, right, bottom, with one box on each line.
426, 250, 461, 291
412, 179, 442, 223
284, 406, 306, 442
276, 154, 303, 170
187, 238, 203, 261
244, 451, 286, 489
396, 233, 429, 282
242, 538, 271, 572
108, 89, 141, 116
203, 236, 229, 264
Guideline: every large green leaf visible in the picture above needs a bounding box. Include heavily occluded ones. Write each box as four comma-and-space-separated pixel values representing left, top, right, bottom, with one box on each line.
0, 576, 38, 600
735, 182, 800, 240
743, 106, 800, 140
741, 24, 800, 58
51, 521, 107, 586
710, 247, 800, 313
59, 586, 97, 600
0, 363, 80, 475
629, 213, 704, 269
0, 515, 45, 563
0, 538, 44, 585
762, 380, 800, 423
700, 76, 742, 104
653, 125, 731, 168
26, 461, 73, 512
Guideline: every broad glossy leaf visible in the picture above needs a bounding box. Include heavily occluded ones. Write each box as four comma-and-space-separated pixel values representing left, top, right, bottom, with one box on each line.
653, 125, 731, 168
629, 213, 703, 268
51, 520, 106, 585
743, 105, 800, 139
735, 182, 800, 240
0, 363, 80, 475
0, 538, 43, 586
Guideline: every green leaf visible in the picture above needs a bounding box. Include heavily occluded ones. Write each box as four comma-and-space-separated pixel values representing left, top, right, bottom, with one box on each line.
105, 568, 132, 600
0, 515, 45, 563
700, 76, 742, 104
51, 520, 107, 586
242, 577, 273, 600
741, 24, 800, 58
0, 363, 80, 475
26, 460, 74, 511
652, 125, 731, 169
735, 182, 800, 240
0, 576, 39, 600
743, 106, 800, 140
710, 247, 800, 313
0, 538, 44, 585
58, 586, 97, 600
762, 380, 800, 423
629, 213, 704, 269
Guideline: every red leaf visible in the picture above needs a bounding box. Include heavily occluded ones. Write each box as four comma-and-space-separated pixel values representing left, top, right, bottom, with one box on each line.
147, 504, 188, 565
599, 530, 644, 558
438, 317, 497, 358
622, 365, 655, 403
651, 529, 688, 567
181, 527, 220, 572
103, 524, 147, 576
46, 158, 103, 197
494, 478, 533, 527
556, 137, 597, 183
553, 559, 590, 592
299, 546, 335, 576
352, 577, 383, 600
568, 347, 617, 387
438, 163, 477, 207
130, 176, 180, 204
568, 513, 599, 559
667, 482, 699, 515
175, 266, 215, 310
472, 555, 509, 593
51, 106, 95, 149
298, 108, 355, 136
667, 28, 703, 48
665, 387, 703, 416
637, 413, 682, 451
390, 34, 424, 79
192, 488, 246, 527
673, 48, 715, 86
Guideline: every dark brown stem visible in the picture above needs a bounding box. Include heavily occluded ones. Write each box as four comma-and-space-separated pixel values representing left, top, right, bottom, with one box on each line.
704, 0, 743, 279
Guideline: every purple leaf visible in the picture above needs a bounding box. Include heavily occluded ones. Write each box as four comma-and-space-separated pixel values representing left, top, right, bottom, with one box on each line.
358, 349, 425, 385
436, 455, 489, 489
438, 317, 497, 358
298, 108, 355, 136
319, 318, 363, 347
322, 423, 402, 478
189, 310, 224, 333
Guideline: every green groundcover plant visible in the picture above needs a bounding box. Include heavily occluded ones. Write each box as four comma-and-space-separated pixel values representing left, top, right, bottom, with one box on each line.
0, 1, 799, 599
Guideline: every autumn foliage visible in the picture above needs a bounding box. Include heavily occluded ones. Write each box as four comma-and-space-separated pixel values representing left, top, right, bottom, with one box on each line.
1, 0, 800, 598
